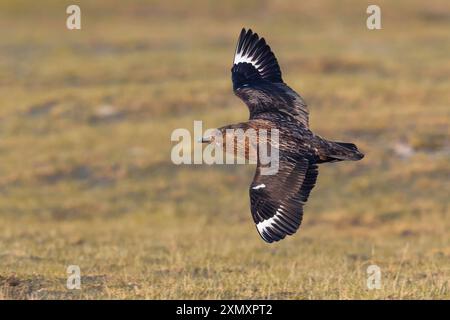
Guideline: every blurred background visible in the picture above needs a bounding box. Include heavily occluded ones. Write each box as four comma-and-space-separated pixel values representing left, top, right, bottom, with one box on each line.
0, 0, 448, 299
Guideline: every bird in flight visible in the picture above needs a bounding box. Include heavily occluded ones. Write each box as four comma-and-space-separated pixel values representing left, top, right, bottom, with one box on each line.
202, 28, 364, 243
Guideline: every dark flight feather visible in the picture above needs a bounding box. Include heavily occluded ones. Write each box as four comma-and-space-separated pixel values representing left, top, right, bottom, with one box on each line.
232, 28, 283, 86
249, 156, 318, 243
231, 28, 309, 127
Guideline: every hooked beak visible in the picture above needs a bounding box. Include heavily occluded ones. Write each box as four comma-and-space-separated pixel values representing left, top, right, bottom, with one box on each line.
198, 136, 212, 143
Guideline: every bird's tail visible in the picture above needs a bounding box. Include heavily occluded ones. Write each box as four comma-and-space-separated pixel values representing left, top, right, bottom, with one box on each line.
320, 141, 364, 162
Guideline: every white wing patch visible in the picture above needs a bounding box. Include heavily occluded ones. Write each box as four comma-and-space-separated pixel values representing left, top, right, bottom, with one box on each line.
256, 206, 285, 240
234, 52, 262, 69
233, 44, 268, 76
252, 183, 266, 190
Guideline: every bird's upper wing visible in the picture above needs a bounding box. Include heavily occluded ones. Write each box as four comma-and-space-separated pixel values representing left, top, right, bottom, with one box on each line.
231, 28, 309, 127
250, 156, 318, 243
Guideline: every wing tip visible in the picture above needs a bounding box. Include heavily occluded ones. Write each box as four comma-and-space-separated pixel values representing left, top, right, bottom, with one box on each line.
232, 28, 283, 86
257, 227, 287, 244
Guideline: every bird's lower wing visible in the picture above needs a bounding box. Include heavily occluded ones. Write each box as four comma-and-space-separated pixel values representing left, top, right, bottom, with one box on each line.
249, 157, 318, 243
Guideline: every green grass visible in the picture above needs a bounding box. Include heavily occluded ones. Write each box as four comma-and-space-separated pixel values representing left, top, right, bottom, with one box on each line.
0, 0, 449, 299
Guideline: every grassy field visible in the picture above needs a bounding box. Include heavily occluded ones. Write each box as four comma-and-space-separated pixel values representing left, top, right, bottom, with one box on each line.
0, 0, 449, 299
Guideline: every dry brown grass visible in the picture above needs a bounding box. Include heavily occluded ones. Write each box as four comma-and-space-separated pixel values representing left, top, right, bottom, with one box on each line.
0, 0, 448, 299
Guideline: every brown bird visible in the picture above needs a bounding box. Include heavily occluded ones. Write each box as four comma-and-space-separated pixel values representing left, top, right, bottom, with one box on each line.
202, 28, 364, 243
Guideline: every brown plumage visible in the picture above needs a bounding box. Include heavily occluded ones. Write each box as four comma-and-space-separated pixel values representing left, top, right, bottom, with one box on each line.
202, 29, 364, 243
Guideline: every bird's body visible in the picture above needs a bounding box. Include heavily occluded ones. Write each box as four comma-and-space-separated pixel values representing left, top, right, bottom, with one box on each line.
203, 29, 364, 243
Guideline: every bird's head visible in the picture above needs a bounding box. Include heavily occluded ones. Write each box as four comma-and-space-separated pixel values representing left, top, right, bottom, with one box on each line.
199, 128, 223, 146
199, 124, 248, 146
199, 124, 260, 162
